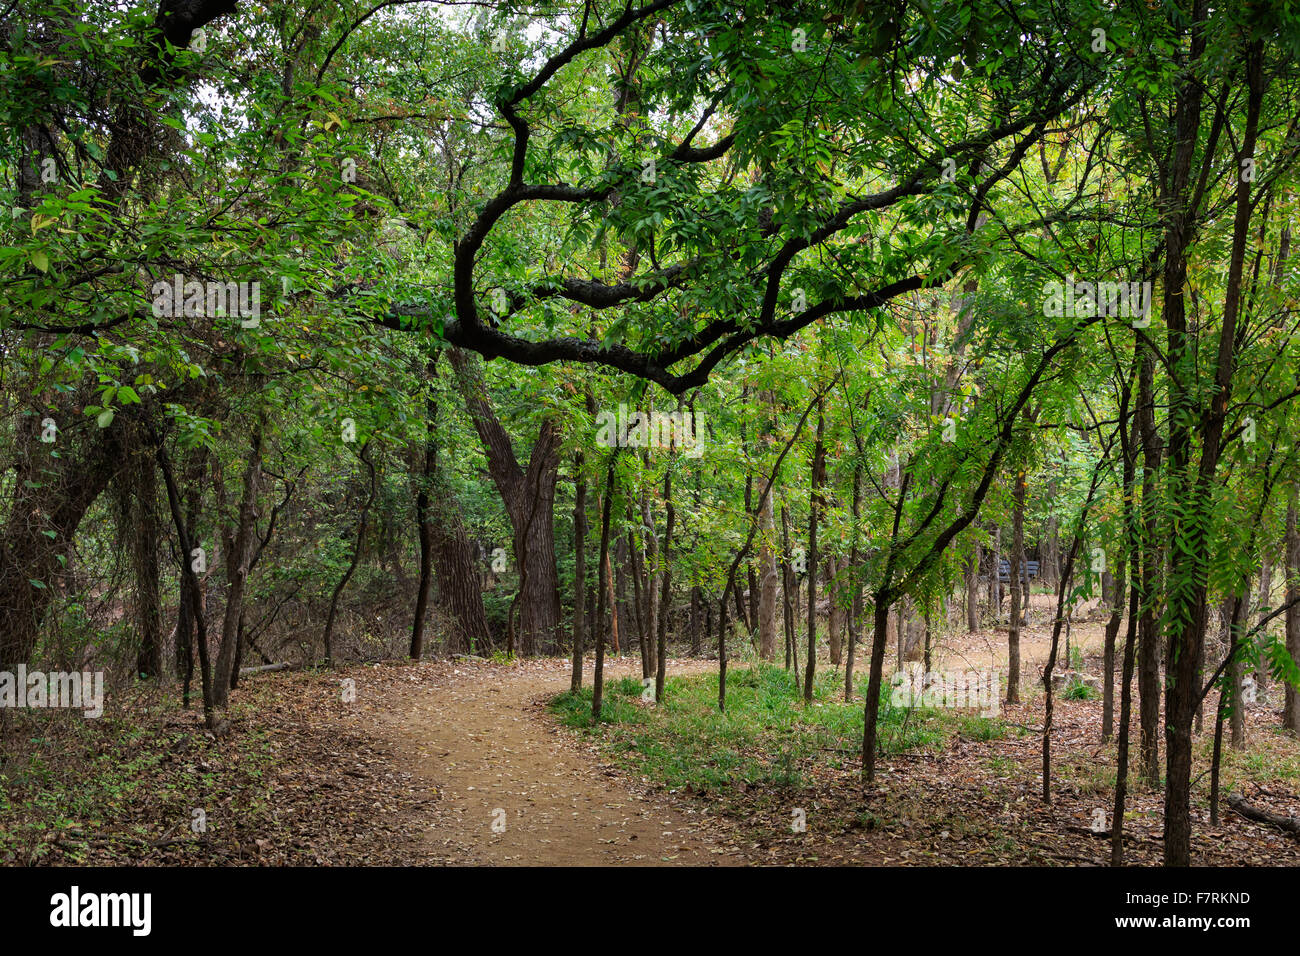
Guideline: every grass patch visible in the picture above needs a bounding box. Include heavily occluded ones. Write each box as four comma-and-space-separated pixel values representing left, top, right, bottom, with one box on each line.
549, 663, 1007, 794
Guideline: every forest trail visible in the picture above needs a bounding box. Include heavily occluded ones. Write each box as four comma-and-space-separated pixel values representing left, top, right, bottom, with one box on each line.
373, 657, 743, 866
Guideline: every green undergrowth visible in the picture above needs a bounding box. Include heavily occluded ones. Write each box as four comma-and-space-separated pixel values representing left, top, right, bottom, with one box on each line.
549, 664, 1007, 792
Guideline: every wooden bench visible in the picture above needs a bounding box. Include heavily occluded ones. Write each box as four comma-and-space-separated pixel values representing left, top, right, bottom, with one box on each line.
997, 558, 1039, 584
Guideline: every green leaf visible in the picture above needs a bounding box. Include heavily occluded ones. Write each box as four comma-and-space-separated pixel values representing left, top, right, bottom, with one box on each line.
96, 409, 115, 428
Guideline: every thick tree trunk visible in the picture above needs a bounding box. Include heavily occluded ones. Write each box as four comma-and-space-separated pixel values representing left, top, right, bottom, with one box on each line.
450, 348, 561, 654
0, 413, 121, 670
432, 513, 490, 655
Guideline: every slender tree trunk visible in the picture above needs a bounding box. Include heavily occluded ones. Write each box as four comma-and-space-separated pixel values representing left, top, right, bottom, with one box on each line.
845, 469, 863, 700
410, 357, 438, 660
1162, 36, 1262, 866
321, 442, 375, 667
154, 433, 215, 728
571, 453, 588, 692
804, 404, 825, 702
1255, 556, 1273, 692
690, 586, 702, 656
1286, 498, 1300, 732
861, 597, 891, 782
132, 448, 164, 678
758, 487, 778, 660
988, 525, 1002, 623
591, 464, 616, 720
966, 541, 980, 632
1111, 572, 1141, 864
781, 506, 796, 670
213, 420, 264, 708
1102, 556, 1126, 742
1006, 467, 1026, 704
655, 465, 674, 701
629, 519, 650, 679
1137, 338, 1162, 787
827, 556, 845, 667
1111, 410, 1141, 864
1229, 591, 1248, 750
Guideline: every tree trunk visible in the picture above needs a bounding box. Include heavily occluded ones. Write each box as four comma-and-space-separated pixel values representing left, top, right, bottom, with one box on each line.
449, 348, 561, 654
1161, 35, 1262, 866
1101, 556, 1126, 743
655, 464, 674, 701
804, 404, 825, 701
213, 421, 264, 709
1286, 498, 1300, 733
410, 357, 439, 660
321, 441, 376, 667
690, 586, 702, 656
758, 487, 778, 660
154, 432, 215, 728
827, 556, 845, 667
861, 597, 891, 783
966, 541, 980, 632
988, 525, 1002, 623
845, 468, 864, 700
1255, 556, 1273, 691
0, 411, 121, 670
1006, 467, 1026, 704
132, 446, 164, 678
592, 465, 616, 719
1137, 336, 1163, 787
571, 452, 588, 691
781, 506, 796, 670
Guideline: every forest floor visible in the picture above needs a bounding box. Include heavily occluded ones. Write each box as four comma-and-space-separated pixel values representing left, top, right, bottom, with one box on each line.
4, 592, 1299, 866
535, 594, 1300, 866
371, 656, 744, 864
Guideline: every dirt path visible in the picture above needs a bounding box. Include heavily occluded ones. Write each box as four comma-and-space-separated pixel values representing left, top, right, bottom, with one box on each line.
371, 657, 743, 866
